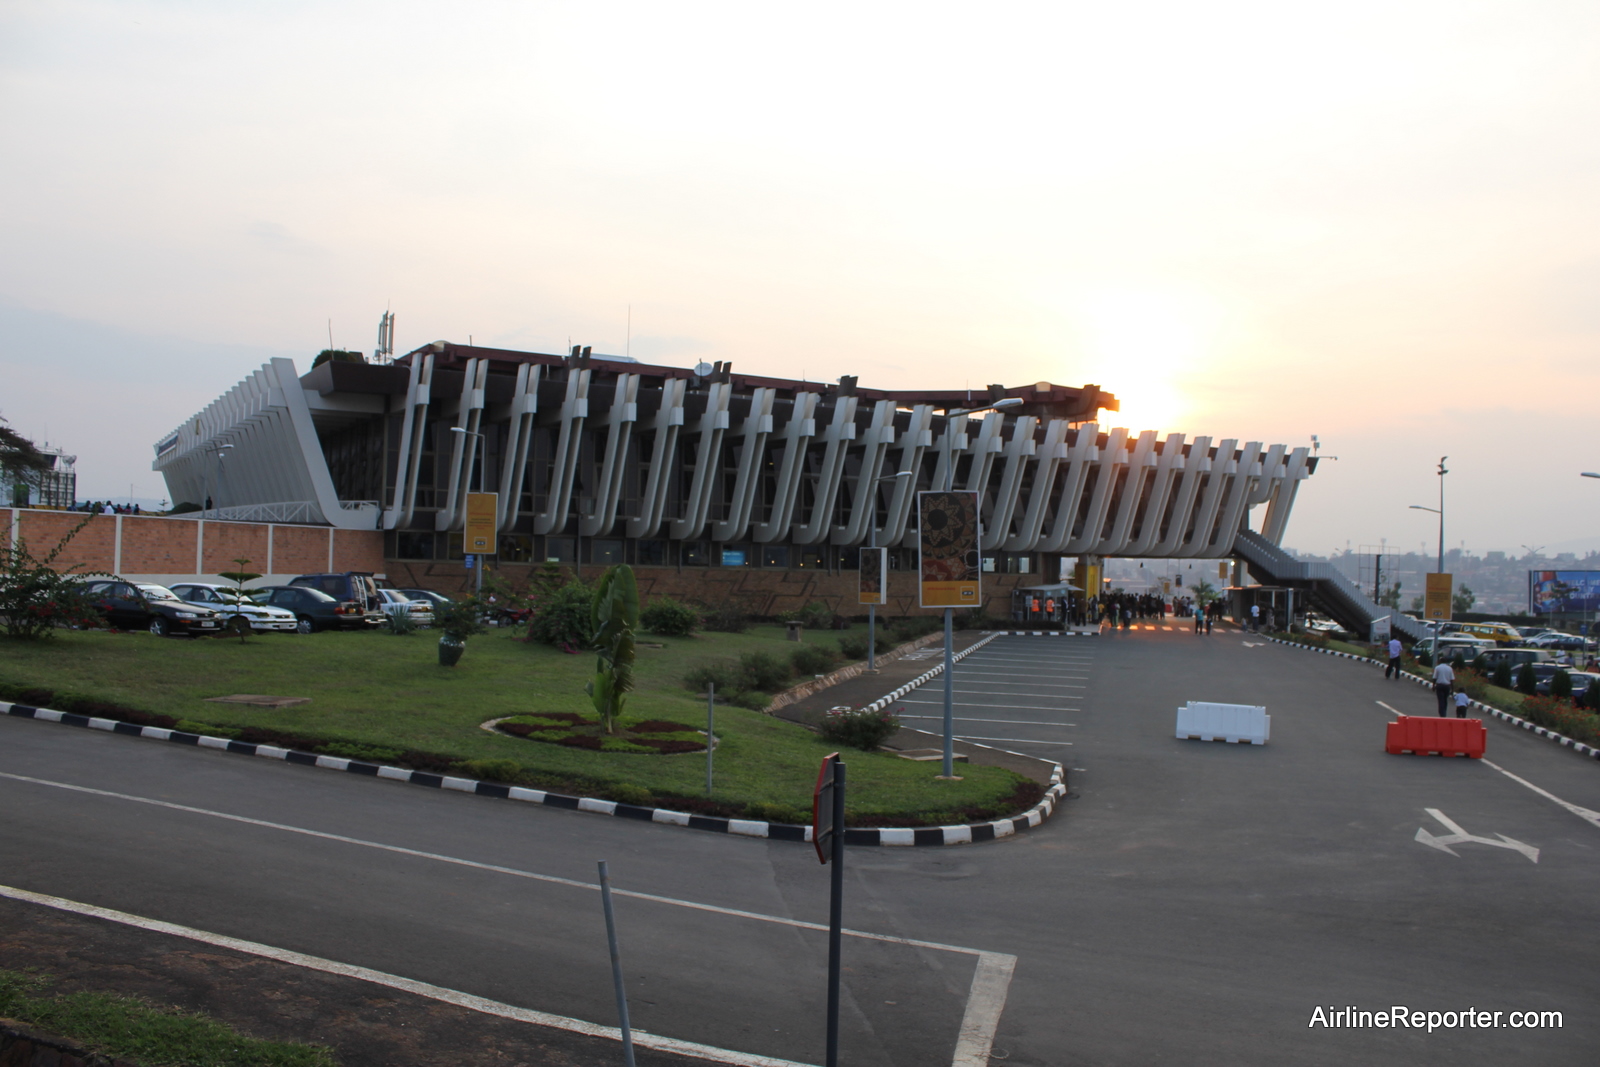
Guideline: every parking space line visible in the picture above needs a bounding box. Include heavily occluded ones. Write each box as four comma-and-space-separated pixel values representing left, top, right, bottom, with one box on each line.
955, 736, 1074, 745
957, 671, 1088, 680
0, 882, 819, 1067
899, 699, 1078, 712
900, 716, 1075, 727
936, 681, 1085, 689
1480, 759, 1600, 831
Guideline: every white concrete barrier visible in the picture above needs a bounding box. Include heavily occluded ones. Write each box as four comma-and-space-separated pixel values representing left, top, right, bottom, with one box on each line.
1176, 701, 1270, 745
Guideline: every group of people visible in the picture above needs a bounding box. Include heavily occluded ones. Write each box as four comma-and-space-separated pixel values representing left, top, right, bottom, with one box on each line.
1383, 635, 1471, 717
76, 500, 143, 515
1091, 592, 1224, 633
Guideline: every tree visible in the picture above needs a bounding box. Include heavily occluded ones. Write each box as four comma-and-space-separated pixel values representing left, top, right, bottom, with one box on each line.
0, 417, 51, 504
1377, 581, 1403, 609
1190, 579, 1218, 607
1409, 595, 1425, 613
1452, 585, 1476, 615
586, 564, 639, 735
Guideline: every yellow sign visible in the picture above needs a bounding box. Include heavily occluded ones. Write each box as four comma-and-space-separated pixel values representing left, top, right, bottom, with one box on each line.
1219, 561, 1230, 581
1424, 572, 1453, 621
465, 492, 499, 555
1073, 561, 1101, 600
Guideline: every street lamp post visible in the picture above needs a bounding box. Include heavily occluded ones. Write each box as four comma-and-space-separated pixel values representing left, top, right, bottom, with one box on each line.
207, 443, 234, 521
1409, 456, 1448, 645
450, 426, 487, 596
935, 397, 1023, 779
866, 470, 914, 673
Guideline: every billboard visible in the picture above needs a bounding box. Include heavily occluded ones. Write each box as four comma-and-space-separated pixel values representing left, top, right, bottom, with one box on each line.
858, 547, 887, 605
918, 491, 981, 608
465, 492, 498, 555
1529, 570, 1600, 615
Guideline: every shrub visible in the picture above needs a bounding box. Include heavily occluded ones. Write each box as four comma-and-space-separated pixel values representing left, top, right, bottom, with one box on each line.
315, 741, 404, 763
701, 603, 750, 633
736, 650, 793, 693
836, 633, 868, 660
791, 643, 840, 676
1584, 678, 1600, 711
1517, 695, 1600, 745
887, 615, 942, 643
1453, 667, 1488, 701
1550, 669, 1574, 699
796, 601, 835, 630
435, 595, 489, 642
0, 514, 107, 639
1492, 659, 1512, 689
745, 800, 810, 825
682, 660, 739, 695
1515, 662, 1539, 695
383, 607, 418, 635
642, 596, 699, 636
817, 705, 902, 750
527, 582, 593, 647
954, 609, 1004, 631
609, 783, 654, 806
730, 690, 771, 710
455, 758, 523, 783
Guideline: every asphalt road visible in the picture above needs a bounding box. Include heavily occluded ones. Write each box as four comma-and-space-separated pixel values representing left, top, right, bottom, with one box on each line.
3, 624, 1598, 1065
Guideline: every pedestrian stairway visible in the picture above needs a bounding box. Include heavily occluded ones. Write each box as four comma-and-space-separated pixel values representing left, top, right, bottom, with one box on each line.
1233, 529, 1426, 642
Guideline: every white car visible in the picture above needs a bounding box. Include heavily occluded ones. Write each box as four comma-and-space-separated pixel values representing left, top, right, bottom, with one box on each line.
376, 588, 434, 626
169, 583, 299, 633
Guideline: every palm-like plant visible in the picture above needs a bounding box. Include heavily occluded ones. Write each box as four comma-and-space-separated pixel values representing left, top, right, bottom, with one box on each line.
586, 565, 639, 735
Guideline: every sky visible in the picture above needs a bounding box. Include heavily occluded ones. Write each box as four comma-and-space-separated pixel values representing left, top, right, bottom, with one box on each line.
3, 0, 1600, 557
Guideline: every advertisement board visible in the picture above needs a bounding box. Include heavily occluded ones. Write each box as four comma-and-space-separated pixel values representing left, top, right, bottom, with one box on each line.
858, 547, 887, 605
918, 491, 981, 608
1424, 573, 1453, 622
1528, 570, 1600, 615
465, 492, 499, 555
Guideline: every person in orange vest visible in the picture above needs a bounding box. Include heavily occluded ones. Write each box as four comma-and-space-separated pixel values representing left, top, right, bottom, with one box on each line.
1045, 596, 1056, 624
1030, 596, 1041, 620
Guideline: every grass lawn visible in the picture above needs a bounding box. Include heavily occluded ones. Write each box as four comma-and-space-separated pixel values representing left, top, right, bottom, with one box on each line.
0, 625, 1033, 826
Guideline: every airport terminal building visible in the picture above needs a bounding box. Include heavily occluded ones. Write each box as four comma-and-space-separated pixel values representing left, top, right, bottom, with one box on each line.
151, 342, 1315, 610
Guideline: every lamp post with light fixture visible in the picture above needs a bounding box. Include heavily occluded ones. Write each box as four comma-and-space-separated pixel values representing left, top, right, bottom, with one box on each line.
934, 397, 1024, 779
866, 470, 914, 672
207, 443, 234, 521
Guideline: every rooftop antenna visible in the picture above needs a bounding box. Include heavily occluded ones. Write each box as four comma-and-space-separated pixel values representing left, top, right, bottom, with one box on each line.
327, 319, 334, 350
374, 307, 395, 364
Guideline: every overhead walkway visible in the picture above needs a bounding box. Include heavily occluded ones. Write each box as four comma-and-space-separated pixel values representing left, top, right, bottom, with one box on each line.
1234, 529, 1427, 642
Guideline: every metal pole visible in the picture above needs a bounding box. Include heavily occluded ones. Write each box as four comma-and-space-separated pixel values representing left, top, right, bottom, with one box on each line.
1437, 457, 1447, 575
867, 603, 876, 671
597, 861, 636, 1067
825, 759, 846, 1067
942, 607, 955, 777
706, 683, 714, 796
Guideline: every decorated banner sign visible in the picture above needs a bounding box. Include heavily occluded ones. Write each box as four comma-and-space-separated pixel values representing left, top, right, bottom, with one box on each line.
1424, 572, 1453, 621
918, 491, 981, 608
465, 491, 499, 555
859, 546, 888, 605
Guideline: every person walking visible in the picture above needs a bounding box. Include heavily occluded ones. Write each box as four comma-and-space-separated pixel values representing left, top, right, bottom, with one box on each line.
1454, 689, 1471, 718
1432, 658, 1455, 717
1249, 603, 1260, 632
1385, 636, 1403, 679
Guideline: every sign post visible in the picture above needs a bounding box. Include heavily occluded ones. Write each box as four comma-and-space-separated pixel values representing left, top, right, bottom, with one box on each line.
859, 546, 888, 671
465, 491, 498, 596
812, 752, 846, 1067
1424, 573, 1453, 623
919, 491, 980, 779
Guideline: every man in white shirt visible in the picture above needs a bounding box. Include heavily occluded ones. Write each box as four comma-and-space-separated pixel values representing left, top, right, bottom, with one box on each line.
1386, 636, 1403, 679
1250, 603, 1260, 631
1432, 658, 1455, 717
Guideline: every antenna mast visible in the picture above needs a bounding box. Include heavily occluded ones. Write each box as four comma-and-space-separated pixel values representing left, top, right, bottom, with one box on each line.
374, 309, 395, 364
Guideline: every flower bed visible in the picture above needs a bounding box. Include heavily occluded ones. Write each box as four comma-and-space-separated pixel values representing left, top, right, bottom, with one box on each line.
495, 711, 707, 753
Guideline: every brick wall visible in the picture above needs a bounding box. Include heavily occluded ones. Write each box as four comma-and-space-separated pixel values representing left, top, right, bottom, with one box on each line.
4, 509, 382, 581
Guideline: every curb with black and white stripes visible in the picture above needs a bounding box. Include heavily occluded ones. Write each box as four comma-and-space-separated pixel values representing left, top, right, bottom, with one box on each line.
2, 651, 1067, 846
1261, 636, 1600, 762
981, 629, 1099, 638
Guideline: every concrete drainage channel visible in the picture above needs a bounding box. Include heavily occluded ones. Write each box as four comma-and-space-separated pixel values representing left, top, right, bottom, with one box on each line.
1, 637, 1067, 847
1263, 635, 1600, 761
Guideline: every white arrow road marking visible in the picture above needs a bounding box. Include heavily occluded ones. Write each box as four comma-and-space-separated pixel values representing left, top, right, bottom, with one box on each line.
1480, 759, 1600, 831
1414, 808, 1539, 863
1242, 641, 1266, 648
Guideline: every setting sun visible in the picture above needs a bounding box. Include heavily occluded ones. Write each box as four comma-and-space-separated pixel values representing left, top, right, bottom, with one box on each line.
1071, 289, 1220, 433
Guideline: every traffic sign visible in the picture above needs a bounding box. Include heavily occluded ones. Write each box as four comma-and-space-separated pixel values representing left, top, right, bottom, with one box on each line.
464, 554, 475, 569
813, 752, 841, 865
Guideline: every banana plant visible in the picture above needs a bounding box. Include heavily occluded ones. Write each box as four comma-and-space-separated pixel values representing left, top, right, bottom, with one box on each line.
586, 564, 639, 735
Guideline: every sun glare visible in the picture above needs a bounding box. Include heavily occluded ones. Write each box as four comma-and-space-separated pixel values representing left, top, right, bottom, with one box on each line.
1073, 289, 1218, 434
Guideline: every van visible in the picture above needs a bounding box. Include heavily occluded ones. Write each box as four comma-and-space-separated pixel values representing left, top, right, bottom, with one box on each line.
1474, 647, 1553, 672
1414, 635, 1495, 662
1453, 621, 1524, 646
289, 571, 386, 616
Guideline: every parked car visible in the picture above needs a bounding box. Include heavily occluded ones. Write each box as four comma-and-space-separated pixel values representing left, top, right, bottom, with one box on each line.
1526, 631, 1596, 652
249, 585, 384, 633
80, 580, 224, 636
1302, 614, 1349, 640
376, 588, 434, 626
1473, 647, 1553, 673
1522, 664, 1600, 697
288, 572, 386, 614
1415, 635, 1495, 662
1451, 621, 1524, 646
168, 582, 298, 632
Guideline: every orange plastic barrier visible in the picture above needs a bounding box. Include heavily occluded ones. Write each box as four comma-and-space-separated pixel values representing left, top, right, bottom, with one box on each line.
1385, 715, 1486, 758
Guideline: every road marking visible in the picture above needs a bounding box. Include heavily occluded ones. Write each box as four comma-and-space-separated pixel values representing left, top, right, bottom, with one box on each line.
955, 736, 1074, 746
957, 671, 1088, 680
912, 688, 1084, 698
0, 771, 1021, 1066
0, 882, 817, 1067
1376, 701, 1403, 717
900, 716, 1075, 727
1414, 809, 1539, 863
898, 699, 1078, 712
1241, 641, 1266, 648
931, 681, 1086, 690
1481, 759, 1600, 831
952, 952, 1015, 1067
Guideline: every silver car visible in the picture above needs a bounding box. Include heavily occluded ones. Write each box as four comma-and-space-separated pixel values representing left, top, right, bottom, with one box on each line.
170, 583, 299, 633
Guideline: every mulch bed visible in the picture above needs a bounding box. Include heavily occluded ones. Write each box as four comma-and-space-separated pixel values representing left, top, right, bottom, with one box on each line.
495, 714, 706, 754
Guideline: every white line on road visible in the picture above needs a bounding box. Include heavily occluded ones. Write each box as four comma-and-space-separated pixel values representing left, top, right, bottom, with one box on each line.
952, 952, 1015, 1067
957, 671, 1088, 679
1376, 701, 1403, 717
1480, 759, 1600, 831
898, 699, 1078, 712
899, 716, 1075, 727
0, 882, 818, 1067
955, 736, 1074, 746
